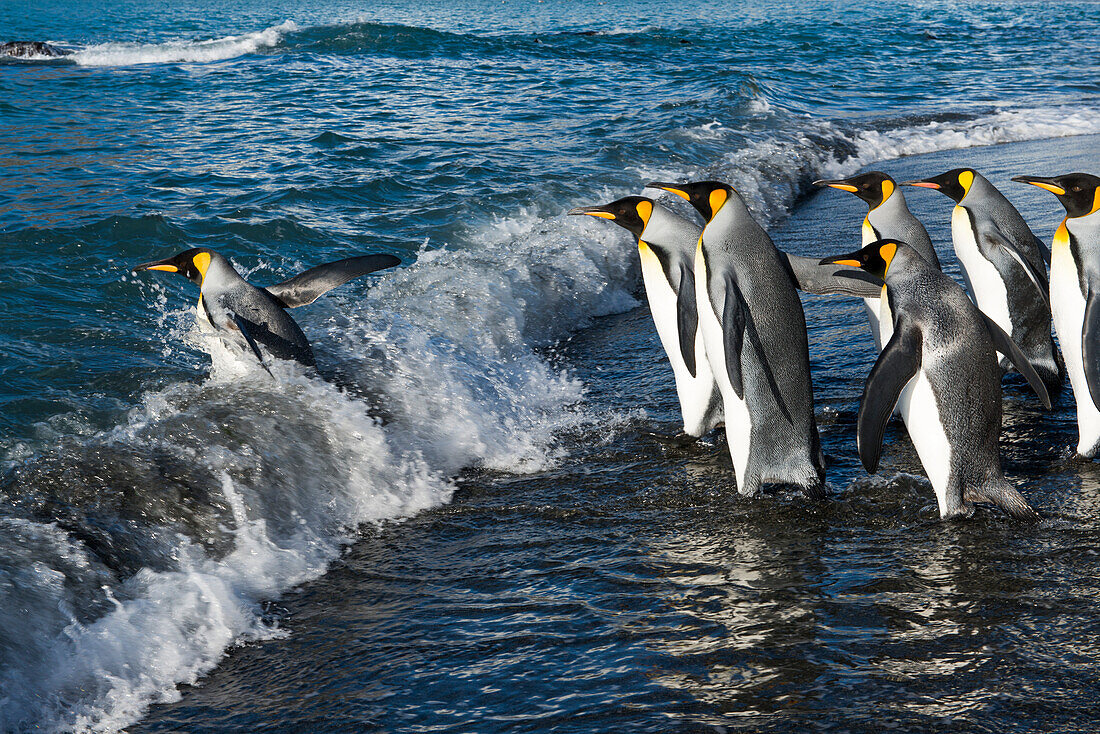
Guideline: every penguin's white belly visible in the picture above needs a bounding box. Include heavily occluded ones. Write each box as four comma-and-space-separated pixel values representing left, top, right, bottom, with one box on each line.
639, 246, 719, 436
695, 249, 752, 485
952, 207, 1012, 339
860, 221, 889, 349
898, 369, 953, 516
1050, 245, 1100, 455
861, 297, 884, 350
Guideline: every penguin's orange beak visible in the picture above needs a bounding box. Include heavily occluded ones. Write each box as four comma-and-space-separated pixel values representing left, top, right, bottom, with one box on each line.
1011, 176, 1066, 196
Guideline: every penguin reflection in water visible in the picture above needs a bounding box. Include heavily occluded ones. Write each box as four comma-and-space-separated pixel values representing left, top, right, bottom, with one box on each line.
134, 249, 400, 370
821, 239, 1052, 520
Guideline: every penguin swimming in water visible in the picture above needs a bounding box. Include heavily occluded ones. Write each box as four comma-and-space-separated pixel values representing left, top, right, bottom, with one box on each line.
1013, 172, 1100, 457
569, 196, 723, 438
814, 171, 940, 350
134, 248, 400, 369
646, 180, 825, 498
903, 168, 1063, 395
821, 239, 1052, 520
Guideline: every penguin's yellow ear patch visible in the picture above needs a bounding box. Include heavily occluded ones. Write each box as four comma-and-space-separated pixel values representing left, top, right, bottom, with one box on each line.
146, 264, 178, 272
1091, 188, 1100, 216
958, 169, 974, 195
879, 241, 898, 272
880, 179, 895, 201
193, 251, 212, 277
708, 188, 728, 217
635, 199, 653, 225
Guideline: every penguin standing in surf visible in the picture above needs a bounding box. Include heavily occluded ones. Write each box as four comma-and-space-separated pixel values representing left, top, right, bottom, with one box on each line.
903, 168, 1063, 395
821, 239, 1051, 520
647, 180, 825, 498
814, 171, 940, 349
1013, 173, 1100, 457
569, 196, 723, 439
134, 248, 400, 369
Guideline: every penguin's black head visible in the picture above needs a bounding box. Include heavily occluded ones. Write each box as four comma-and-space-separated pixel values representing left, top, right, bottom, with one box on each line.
818, 239, 901, 282
813, 171, 896, 208
1011, 173, 1100, 218
902, 168, 975, 204
645, 180, 734, 223
568, 196, 654, 238
133, 248, 214, 286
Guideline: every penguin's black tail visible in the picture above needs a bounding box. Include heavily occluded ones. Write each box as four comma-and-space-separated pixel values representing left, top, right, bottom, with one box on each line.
965, 479, 1041, 522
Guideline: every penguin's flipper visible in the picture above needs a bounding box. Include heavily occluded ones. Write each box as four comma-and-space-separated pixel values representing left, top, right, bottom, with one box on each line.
979, 313, 1053, 409
980, 227, 1050, 308
229, 313, 275, 377
719, 275, 747, 399
265, 254, 401, 308
1081, 284, 1100, 410
784, 254, 883, 297
857, 318, 922, 473
675, 261, 699, 378
1034, 234, 1052, 267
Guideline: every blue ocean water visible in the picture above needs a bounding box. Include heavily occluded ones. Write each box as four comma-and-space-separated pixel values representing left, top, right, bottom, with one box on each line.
3, 1, 1100, 731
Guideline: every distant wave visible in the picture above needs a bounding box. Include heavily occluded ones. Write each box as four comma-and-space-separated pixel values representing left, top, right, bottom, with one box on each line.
70, 20, 297, 66
646, 103, 1100, 227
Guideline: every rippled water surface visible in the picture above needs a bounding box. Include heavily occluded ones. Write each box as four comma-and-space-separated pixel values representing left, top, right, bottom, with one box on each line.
3, 1, 1100, 731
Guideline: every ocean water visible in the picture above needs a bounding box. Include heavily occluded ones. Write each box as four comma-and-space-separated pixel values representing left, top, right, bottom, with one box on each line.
3, 1, 1100, 731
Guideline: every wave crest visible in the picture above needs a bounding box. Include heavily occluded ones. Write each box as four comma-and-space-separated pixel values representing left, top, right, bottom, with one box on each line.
71, 20, 297, 67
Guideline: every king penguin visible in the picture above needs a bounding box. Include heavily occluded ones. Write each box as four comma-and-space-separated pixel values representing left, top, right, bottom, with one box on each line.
646, 180, 825, 498
1013, 173, 1100, 457
903, 168, 1064, 395
814, 171, 940, 350
134, 248, 400, 369
569, 196, 723, 438
821, 239, 1051, 520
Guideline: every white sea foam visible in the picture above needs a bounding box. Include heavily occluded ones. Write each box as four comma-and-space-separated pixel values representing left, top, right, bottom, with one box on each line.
637, 104, 1100, 225
70, 21, 297, 67
1, 197, 642, 732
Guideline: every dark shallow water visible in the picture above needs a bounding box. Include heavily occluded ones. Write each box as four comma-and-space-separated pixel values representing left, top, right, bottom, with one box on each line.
134, 136, 1100, 733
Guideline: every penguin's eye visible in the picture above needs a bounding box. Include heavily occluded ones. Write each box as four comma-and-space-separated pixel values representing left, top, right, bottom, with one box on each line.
1073, 185, 1082, 192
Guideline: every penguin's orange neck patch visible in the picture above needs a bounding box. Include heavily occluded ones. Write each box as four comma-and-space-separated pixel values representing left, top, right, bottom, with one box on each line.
1054, 218, 1069, 247
635, 199, 653, 227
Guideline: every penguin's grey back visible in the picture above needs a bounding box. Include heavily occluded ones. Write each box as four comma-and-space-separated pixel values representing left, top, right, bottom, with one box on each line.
704, 195, 820, 477
966, 173, 1047, 274
887, 249, 1004, 486
871, 190, 940, 269
202, 256, 316, 366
